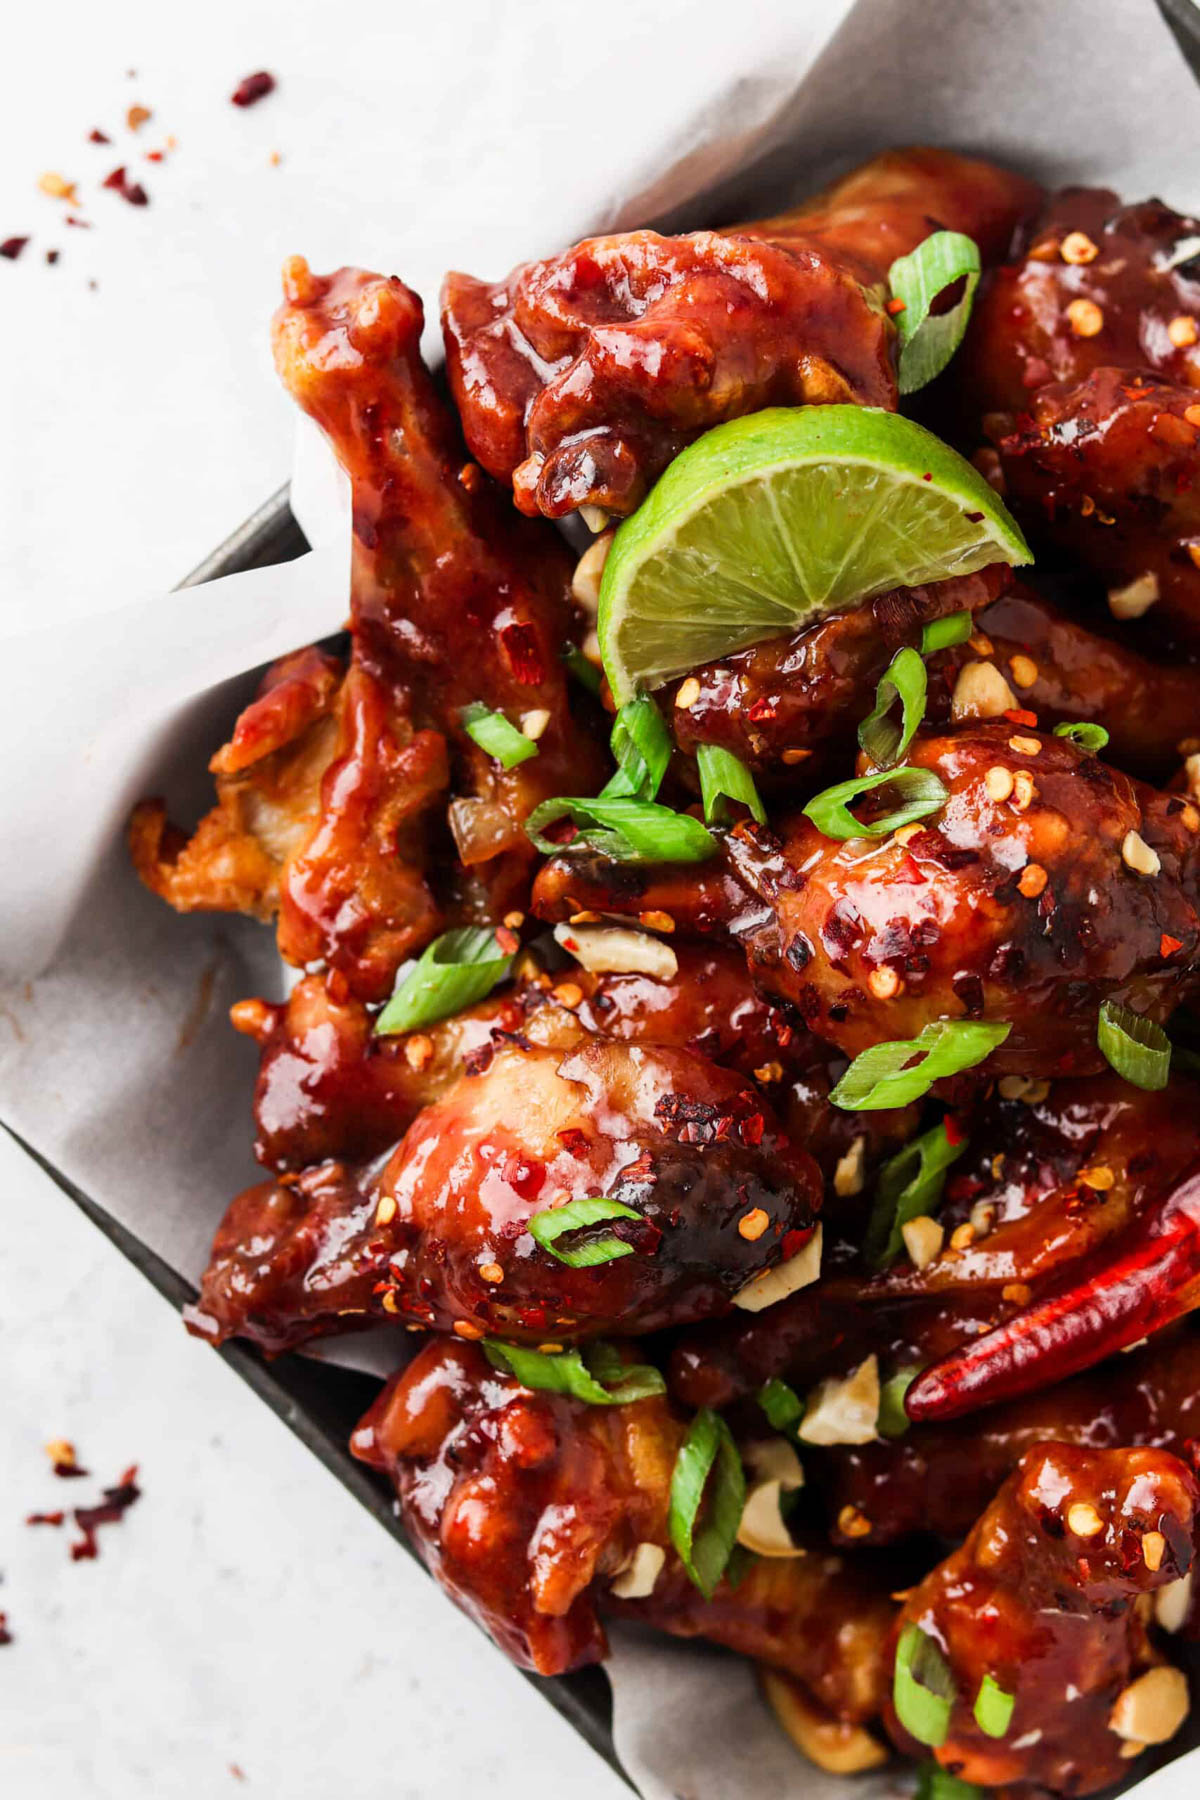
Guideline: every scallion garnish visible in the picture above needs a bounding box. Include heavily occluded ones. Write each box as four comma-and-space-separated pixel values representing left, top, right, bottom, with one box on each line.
525, 794, 717, 864
888, 231, 982, 396
893, 1622, 956, 1747
803, 766, 947, 841
483, 1338, 666, 1406
605, 694, 673, 801
1053, 721, 1110, 752
563, 642, 603, 695
858, 647, 927, 769
915, 1763, 985, 1800
1097, 999, 1171, 1091
864, 1122, 967, 1269
877, 1366, 922, 1438
920, 610, 973, 656
528, 1196, 640, 1267
696, 744, 767, 826
973, 1672, 1015, 1739
668, 1408, 745, 1599
460, 702, 539, 769
758, 1377, 805, 1435
830, 1020, 1011, 1111
374, 927, 514, 1037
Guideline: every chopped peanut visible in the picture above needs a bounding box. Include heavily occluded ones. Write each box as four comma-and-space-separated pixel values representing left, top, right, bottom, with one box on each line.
1121, 830, 1161, 877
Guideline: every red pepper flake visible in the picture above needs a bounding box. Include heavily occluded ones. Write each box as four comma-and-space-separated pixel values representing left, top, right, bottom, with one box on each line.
45, 249, 59, 265
26, 1510, 65, 1526
1004, 708, 1038, 728
69, 1465, 141, 1562
499, 619, 545, 686
101, 166, 149, 206
231, 70, 277, 108
494, 926, 520, 956
1161, 934, 1183, 958
943, 1112, 967, 1147
87, 128, 111, 144
885, 297, 907, 316
0, 236, 29, 260
66, 215, 92, 229
46, 1439, 89, 1478
0, 1612, 11, 1646
145, 150, 164, 164
897, 853, 927, 885
737, 1111, 765, 1147
746, 696, 778, 722
556, 1127, 591, 1157
780, 1227, 811, 1261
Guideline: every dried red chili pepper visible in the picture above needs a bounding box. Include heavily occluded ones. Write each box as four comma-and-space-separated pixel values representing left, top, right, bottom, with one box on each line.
231, 71, 276, 107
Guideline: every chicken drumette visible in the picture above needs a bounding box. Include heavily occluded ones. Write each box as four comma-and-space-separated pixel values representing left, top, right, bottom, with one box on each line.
443, 148, 1039, 520
133, 262, 606, 999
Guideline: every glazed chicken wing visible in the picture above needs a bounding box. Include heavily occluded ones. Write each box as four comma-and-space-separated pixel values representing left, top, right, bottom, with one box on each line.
133, 262, 606, 997
351, 1336, 895, 1719
535, 722, 1200, 1077
960, 188, 1200, 639
885, 1443, 1198, 1792
443, 148, 1039, 520
188, 1034, 820, 1352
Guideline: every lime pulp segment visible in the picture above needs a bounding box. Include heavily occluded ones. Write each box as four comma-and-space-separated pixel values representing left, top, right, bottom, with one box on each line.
597, 405, 1031, 704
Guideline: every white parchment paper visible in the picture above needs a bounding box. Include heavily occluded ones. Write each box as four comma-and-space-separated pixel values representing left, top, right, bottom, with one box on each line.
2, 0, 1199, 1793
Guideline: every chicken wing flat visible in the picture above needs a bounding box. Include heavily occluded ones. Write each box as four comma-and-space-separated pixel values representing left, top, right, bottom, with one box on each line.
443, 148, 1039, 520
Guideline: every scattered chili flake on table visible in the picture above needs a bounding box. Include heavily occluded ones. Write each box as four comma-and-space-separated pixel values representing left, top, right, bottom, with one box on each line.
26, 1511, 66, 1527
101, 166, 149, 207
69, 1465, 141, 1562
87, 128, 111, 144
126, 104, 152, 132
0, 1613, 12, 1646
0, 237, 29, 260
231, 70, 276, 108
45, 249, 60, 265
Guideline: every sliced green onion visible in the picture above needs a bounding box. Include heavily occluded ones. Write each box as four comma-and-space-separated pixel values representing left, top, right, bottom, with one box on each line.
374, 926, 513, 1036
605, 694, 673, 801
920, 610, 973, 656
528, 1195, 640, 1267
696, 744, 767, 826
877, 1366, 922, 1438
668, 1408, 745, 1600
460, 702, 539, 769
865, 1123, 967, 1269
831, 1020, 1011, 1112
894, 1622, 956, 1747
915, 1762, 985, 1800
973, 1673, 1015, 1739
888, 231, 982, 396
858, 647, 927, 769
803, 766, 947, 841
1097, 999, 1171, 1091
563, 642, 603, 695
1053, 721, 1110, 752
525, 794, 717, 864
758, 1377, 805, 1434
483, 1338, 666, 1406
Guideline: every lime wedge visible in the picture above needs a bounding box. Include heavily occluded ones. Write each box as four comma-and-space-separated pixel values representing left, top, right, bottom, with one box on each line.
597, 406, 1031, 703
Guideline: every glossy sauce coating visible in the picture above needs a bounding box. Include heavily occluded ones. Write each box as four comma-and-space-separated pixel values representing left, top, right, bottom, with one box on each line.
352, 1337, 895, 1716
189, 1038, 820, 1351
443, 149, 1038, 519
885, 1443, 1198, 1792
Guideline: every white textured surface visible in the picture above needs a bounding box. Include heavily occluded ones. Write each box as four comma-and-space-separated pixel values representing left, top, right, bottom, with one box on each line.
0, 1130, 627, 1799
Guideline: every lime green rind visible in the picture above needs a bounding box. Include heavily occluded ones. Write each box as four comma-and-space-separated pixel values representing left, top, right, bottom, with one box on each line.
597, 406, 1032, 704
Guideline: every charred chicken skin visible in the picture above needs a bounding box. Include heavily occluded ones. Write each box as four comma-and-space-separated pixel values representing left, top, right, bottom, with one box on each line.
188, 1029, 821, 1353
443, 148, 1039, 520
